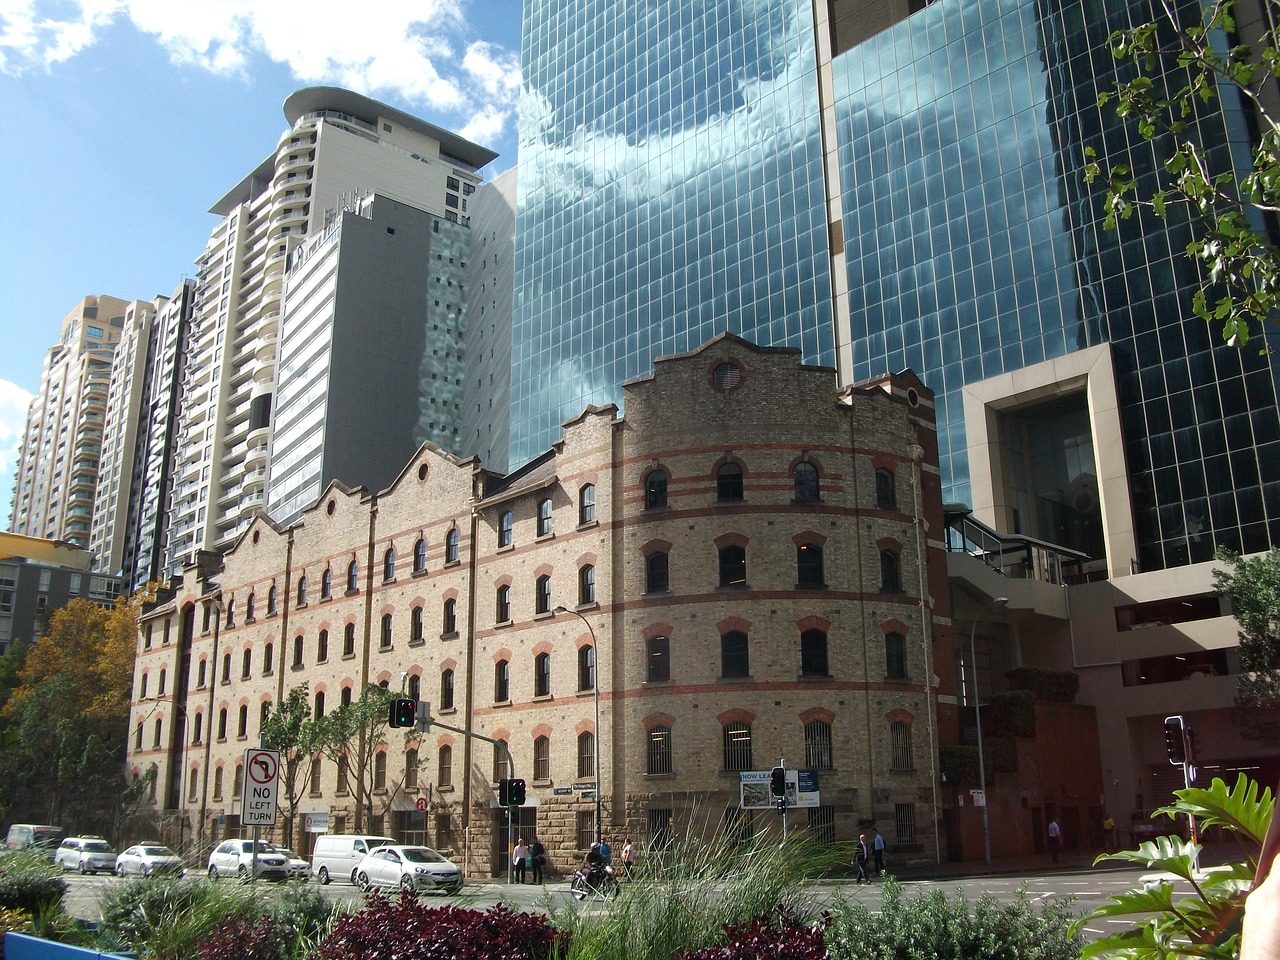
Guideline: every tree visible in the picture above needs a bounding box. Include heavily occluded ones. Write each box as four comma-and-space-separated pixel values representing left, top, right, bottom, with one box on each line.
1084, 0, 1280, 349
312, 684, 394, 832
1214, 547, 1280, 712
260, 684, 322, 848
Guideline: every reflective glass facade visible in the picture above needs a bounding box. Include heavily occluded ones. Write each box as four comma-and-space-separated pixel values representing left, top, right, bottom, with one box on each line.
833, 0, 1280, 571
511, 0, 835, 466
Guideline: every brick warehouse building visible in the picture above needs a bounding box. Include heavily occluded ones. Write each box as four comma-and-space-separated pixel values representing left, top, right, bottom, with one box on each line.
126, 335, 955, 877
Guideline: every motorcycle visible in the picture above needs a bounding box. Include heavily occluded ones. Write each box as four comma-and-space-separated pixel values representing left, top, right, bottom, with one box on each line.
570, 863, 617, 900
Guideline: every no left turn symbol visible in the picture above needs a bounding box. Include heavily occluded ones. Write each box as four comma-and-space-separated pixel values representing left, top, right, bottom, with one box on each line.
248, 751, 278, 784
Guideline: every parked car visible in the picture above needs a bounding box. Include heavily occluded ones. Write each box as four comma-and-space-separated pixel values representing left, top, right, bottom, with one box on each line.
54, 837, 117, 874
115, 843, 185, 877
353, 844, 463, 894
311, 834, 397, 885
275, 846, 310, 880
207, 839, 290, 881
5, 824, 64, 859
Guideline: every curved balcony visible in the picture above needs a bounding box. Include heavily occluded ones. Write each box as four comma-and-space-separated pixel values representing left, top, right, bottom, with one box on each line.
243, 442, 268, 468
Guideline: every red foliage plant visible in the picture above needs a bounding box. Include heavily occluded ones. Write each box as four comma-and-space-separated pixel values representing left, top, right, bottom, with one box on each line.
677, 907, 828, 960
314, 892, 569, 960
199, 915, 295, 960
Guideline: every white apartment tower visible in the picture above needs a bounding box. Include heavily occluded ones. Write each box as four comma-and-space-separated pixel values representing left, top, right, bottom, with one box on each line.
166, 88, 496, 571
10, 296, 130, 547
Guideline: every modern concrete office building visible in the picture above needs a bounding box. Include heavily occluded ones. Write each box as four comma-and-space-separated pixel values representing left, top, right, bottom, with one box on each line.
507, 0, 1280, 855
10, 296, 130, 548
166, 87, 496, 573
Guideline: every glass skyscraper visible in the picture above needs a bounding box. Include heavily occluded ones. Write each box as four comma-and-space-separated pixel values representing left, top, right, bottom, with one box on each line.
511, 0, 835, 467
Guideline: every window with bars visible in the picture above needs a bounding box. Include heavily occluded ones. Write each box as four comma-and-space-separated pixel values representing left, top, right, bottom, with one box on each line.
576, 811, 595, 849
722, 722, 752, 771
890, 721, 913, 770
577, 731, 595, 779
722, 806, 754, 844
807, 805, 836, 845
647, 725, 673, 775
534, 736, 550, 780
894, 803, 916, 843
804, 720, 834, 770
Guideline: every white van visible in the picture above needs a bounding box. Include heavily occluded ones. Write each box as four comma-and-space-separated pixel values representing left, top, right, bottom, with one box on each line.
311, 834, 396, 885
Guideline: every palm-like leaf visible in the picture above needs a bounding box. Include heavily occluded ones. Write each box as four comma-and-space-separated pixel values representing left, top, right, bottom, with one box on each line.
1153, 774, 1274, 848
1093, 836, 1200, 879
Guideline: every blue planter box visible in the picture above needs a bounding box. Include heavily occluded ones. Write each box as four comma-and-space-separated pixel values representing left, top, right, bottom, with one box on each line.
4, 932, 134, 960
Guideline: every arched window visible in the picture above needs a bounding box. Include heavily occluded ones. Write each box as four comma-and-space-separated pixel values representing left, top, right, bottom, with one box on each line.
341, 686, 352, 707
374, 752, 387, 790
411, 605, 424, 643
135, 723, 143, 750
797, 543, 824, 587
645, 470, 668, 508
317, 630, 328, 662
438, 745, 453, 787
578, 564, 596, 605
237, 705, 248, 738
321, 568, 332, 599
314, 691, 325, 718
240, 651, 250, 680
495, 584, 512, 623
805, 720, 834, 770
885, 632, 907, 679
413, 537, 427, 573
535, 574, 552, 614
716, 462, 743, 501
443, 598, 457, 635
408, 675, 420, 701
296, 577, 308, 605
445, 528, 459, 564
723, 721, 752, 771
293, 635, 303, 668
537, 498, 553, 537
151, 717, 163, 748
245, 593, 255, 621
380, 613, 393, 648
193, 713, 203, 743
140, 673, 148, 699
646, 636, 670, 682
646, 552, 669, 593
383, 547, 396, 581
214, 766, 225, 800
498, 510, 514, 548
188, 769, 198, 802
720, 630, 749, 678
880, 549, 901, 592
719, 545, 746, 587
225, 600, 236, 627
794, 462, 820, 501
346, 560, 359, 593
260, 701, 270, 729
198, 659, 207, 687
890, 720, 913, 770
343, 623, 356, 657
579, 483, 596, 525
578, 645, 595, 690
221, 653, 231, 683
494, 659, 510, 702
534, 735, 550, 781
534, 652, 551, 697
440, 669, 455, 710
405, 749, 419, 789
267, 585, 277, 615
876, 467, 897, 509
647, 725, 673, 775
233, 764, 243, 798
801, 629, 829, 676
577, 731, 595, 779
217, 708, 227, 741
263, 642, 274, 674
492, 741, 510, 781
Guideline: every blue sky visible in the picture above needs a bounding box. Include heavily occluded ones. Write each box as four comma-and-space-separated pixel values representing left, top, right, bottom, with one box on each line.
0, 0, 524, 520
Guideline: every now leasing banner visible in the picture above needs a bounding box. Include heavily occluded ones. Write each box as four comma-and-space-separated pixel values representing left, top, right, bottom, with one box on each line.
739, 769, 820, 810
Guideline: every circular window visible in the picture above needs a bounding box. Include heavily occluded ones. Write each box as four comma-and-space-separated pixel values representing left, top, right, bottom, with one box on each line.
712, 361, 743, 392
418, 464, 429, 481
906, 388, 920, 408
326, 500, 336, 516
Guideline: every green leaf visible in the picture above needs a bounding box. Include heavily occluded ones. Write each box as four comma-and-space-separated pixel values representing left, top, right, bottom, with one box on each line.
1154, 774, 1275, 846
1094, 835, 1200, 880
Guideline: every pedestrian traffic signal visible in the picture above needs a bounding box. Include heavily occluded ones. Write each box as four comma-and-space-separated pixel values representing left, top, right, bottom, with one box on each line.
1165, 715, 1187, 765
509, 778, 526, 806
498, 778, 511, 806
770, 765, 786, 797
389, 698, 416, 728
775, 796, 787, 815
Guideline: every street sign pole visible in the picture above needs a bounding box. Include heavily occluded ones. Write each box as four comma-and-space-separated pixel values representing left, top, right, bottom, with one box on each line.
241, 748, 281, 882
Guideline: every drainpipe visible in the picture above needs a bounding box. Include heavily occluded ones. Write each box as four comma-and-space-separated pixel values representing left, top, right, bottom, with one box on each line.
910, 442, 942, 865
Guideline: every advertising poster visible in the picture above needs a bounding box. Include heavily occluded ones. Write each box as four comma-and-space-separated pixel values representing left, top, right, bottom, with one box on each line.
739, 769, 820, 809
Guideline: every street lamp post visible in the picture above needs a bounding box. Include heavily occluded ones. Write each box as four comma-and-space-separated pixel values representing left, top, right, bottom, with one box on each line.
554, 605, 602, 844
970, 596, 1008, 866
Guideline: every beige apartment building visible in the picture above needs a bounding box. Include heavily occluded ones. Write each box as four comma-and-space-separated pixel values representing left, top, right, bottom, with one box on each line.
128, 335, 954, 876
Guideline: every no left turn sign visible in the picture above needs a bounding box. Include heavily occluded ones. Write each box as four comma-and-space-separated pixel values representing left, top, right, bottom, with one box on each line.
241, 748, 280, 826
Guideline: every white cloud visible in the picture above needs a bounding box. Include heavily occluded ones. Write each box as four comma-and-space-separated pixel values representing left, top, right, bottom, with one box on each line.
0, 378, 32, 523
0, 0, 521, 147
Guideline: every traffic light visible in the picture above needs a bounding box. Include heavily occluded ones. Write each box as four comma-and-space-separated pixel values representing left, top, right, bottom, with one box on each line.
1165, 715, 1187, 765
775, 796, 787, 815
770, 766, 786, 798
509, 778, 526, 806
388, 698, 416, 728
498, 778, 511, 806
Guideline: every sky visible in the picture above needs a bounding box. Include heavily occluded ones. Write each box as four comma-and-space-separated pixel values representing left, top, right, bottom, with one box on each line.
0, 0, 525, 522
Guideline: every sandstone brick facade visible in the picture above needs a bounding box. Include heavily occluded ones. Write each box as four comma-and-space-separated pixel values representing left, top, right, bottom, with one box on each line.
127, 334, 953, 876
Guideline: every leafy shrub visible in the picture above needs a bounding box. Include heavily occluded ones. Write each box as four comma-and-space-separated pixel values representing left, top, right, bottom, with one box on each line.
199, 915, 295, 960
0, 853, 67, 915
272, 879, 341, 945
0, 904, 33, 938
677, 907, 827, 960
827, 877, 1081, 960
1005, 666, 1079, 702
939, 738, 1018, 787
97, 876, 262, 960
315, 894, 567, 960
984, 690, 1037, 738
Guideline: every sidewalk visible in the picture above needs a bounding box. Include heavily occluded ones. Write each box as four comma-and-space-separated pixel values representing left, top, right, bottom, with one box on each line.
879, 842, 1237, 884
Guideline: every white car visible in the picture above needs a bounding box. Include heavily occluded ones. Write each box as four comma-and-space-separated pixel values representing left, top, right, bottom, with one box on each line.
275, 846, 310, 880
353, 845, 463, 894
115, 843, 185, 877
206, 839, 290, 881
54, 837, 117, 875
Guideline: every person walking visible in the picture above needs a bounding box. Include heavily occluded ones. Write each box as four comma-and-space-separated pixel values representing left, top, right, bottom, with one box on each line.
1047, 817, 1062, 863
621, 837, 635, 879
513, 838, 529, 883
852, 834, 871, 883
872, 828, 886, 876
530, 838, 546, 884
